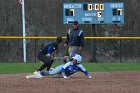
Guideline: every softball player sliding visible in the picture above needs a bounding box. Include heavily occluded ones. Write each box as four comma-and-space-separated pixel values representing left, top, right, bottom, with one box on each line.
26, 54, 92, 79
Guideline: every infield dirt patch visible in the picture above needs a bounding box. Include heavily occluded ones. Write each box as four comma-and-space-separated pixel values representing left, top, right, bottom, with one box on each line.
0, 72, 140, 93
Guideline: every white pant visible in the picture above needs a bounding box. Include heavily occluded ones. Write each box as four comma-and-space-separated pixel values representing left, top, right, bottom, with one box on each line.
49, 64, 64, 75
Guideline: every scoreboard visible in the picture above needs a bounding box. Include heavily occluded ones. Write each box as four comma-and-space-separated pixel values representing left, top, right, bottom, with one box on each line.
63, 2, 124, 24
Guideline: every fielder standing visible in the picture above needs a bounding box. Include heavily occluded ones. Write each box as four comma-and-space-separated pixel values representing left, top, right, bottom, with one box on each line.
33, 36, 63, 75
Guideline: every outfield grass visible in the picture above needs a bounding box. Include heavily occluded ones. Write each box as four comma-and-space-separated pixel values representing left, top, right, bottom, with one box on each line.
0, 63, 140, 74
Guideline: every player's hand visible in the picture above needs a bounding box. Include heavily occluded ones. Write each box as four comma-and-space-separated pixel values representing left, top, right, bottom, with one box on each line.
64, 44, 67, 46
88, 76, 92, 79
79, 47, 83, 51
46, 53, 51, 57
63, 76, 69, 79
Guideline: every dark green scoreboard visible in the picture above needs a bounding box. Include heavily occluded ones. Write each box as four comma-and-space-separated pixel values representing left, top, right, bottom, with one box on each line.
63, 2, 124, 24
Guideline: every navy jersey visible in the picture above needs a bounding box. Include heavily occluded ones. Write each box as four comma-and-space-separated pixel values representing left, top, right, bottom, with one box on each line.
39, 41, 58, 55
65, 28, 84, 47
61, 62, 88, 77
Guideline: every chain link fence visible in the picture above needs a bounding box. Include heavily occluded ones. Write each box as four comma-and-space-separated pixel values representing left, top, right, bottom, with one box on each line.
0, 0, 140, 63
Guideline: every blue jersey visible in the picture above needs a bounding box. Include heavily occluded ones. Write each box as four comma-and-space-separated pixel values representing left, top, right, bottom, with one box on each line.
61, 62, 88, 77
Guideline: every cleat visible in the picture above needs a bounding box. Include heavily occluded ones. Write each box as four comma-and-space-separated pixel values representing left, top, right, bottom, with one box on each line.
33, 71, 40, 75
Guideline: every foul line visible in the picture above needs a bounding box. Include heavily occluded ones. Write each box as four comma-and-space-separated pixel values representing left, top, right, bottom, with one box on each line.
0, 36, 140, 39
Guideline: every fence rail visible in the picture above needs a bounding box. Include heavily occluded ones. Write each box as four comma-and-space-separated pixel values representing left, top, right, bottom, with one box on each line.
0, 36, 140, 39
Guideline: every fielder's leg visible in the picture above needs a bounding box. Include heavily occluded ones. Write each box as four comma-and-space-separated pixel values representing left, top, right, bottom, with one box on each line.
47, 60, 54, 71
37, 54, 52, 71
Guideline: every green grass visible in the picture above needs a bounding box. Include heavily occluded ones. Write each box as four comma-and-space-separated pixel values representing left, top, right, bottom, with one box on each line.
83, 63, 140, 72
0, 63, 140, 74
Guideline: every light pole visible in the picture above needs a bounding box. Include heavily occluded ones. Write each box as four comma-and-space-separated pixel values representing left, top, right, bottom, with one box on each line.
20, 0, 26, 63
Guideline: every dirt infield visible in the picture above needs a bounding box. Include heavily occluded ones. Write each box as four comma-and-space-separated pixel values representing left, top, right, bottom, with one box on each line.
0, 72, 140, 93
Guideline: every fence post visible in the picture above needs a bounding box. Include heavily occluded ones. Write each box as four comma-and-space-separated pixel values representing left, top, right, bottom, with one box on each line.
119, 39, 122, 63
89, 24, 98, 62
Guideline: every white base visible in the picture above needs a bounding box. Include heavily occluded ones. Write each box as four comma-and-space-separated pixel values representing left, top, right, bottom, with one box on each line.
26, 74, 43, 79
